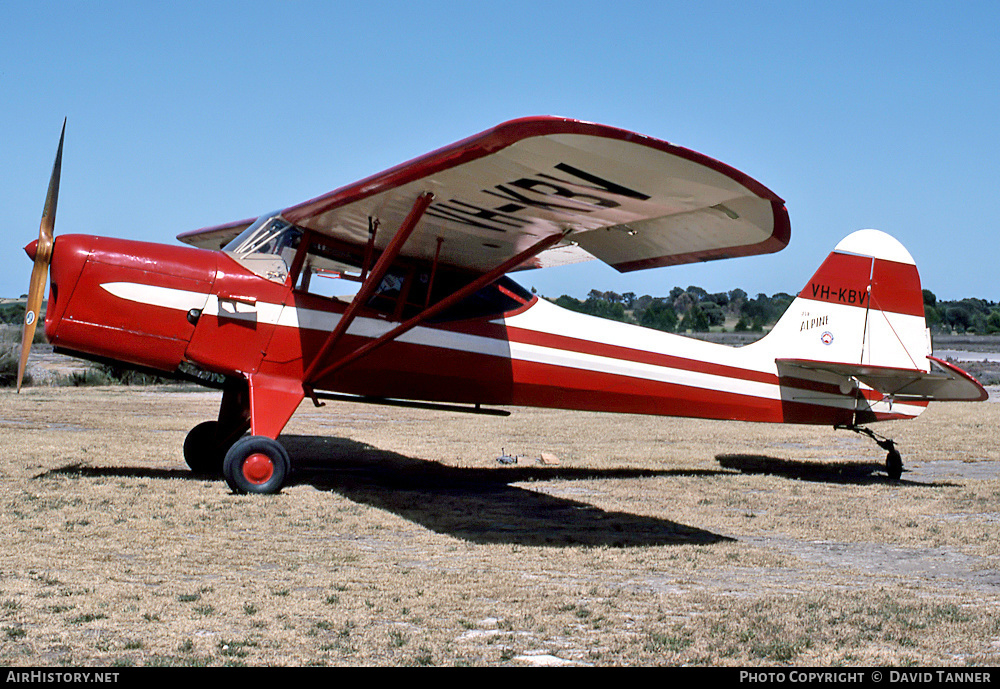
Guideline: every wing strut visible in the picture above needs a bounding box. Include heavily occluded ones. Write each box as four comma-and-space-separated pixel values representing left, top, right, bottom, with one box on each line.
304, 230, 565, 390
302, 192, 434, 383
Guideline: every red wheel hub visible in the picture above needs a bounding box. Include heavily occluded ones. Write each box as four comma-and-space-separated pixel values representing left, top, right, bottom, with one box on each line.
242, 453, 274, 484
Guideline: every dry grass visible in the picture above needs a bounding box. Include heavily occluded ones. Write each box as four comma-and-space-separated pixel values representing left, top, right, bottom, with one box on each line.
1, 386, 999, 666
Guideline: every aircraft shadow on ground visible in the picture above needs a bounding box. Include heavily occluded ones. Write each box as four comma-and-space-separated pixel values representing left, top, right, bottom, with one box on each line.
281, 435, 732, 547
56, 438, 957, 546
715, 453, 957, 486
50, 457, 726, 547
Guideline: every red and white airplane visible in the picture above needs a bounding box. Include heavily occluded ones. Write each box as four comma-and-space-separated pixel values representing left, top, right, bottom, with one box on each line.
18, 117, 986, 493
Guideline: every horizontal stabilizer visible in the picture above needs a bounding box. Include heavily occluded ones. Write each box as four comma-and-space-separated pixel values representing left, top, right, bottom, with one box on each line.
777, 356, 988, 402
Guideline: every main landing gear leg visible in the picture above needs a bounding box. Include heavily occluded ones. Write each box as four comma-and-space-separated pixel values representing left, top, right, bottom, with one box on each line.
183, 377, 251, 475
835, 424, 903, 480
220, 373, 304, 495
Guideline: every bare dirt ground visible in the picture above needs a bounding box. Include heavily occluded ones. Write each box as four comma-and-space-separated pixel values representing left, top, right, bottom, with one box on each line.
1, 386, 999, 666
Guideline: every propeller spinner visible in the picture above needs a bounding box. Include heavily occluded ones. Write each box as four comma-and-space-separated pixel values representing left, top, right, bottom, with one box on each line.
18, 119, 65, 392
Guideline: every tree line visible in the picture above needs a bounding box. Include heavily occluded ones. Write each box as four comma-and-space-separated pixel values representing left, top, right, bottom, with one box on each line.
548, 287, 1000, 335
922, 290, 1000, 334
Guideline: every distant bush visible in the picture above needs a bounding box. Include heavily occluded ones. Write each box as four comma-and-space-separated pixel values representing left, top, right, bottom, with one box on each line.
41, 364, 175, 387
0, 323, 45, 346
987, 311, 1000, 334
679, 304, 710, 332
53, 363, 176, 387
0, 346, 31, 388
699, 301, 726, 327
552, 295, 631, 323
639, 300, 678, 332
95, 363, 174, 386
741, 292, 793, 326
66, 368, 115, 386
2, 342, 176, 388
0, 303, 25, 325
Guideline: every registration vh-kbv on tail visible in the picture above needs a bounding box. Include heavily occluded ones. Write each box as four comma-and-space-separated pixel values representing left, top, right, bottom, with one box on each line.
17, 117, 986, 493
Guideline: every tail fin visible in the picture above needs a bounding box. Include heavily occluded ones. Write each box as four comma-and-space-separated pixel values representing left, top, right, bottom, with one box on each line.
751, 229, 986, 413
756, 229, 928, 369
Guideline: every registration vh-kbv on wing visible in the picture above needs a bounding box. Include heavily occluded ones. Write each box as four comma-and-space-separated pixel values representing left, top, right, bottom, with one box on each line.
17, 117, 986, 493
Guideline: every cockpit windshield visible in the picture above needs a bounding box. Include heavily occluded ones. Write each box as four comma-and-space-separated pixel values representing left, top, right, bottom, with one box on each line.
223, 213, 302, 283
225, 213, 302, 257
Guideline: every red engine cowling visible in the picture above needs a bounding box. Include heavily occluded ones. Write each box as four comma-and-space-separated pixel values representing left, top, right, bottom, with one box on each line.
43, 234, 219, 372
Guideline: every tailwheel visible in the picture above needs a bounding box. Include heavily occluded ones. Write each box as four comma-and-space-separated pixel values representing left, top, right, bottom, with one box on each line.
886, 447, 903, 481
222, 435, 291, 494
183, 421, 227, 475
835, 424, 904, 481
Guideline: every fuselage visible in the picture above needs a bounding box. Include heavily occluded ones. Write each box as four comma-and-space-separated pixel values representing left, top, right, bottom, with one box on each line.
39, 233, 926, 430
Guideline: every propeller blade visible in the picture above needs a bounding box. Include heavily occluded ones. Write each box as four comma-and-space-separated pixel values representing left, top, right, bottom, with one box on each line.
18, 119, 65, 392
40, 118, 65, 245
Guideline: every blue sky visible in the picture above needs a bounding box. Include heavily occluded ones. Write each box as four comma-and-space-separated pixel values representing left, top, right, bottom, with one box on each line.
2, 1, 998, 302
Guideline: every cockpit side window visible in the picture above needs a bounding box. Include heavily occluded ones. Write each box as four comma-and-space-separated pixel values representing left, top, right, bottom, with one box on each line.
428, 276, 533, 323
293, 237, 366, 301
289, 232, 535, 321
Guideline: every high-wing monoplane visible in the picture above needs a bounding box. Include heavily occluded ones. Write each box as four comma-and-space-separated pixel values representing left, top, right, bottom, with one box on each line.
18, 117, 986, 493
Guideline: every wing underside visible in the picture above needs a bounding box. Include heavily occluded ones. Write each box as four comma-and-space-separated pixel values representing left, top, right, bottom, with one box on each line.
178, 117, 790, 274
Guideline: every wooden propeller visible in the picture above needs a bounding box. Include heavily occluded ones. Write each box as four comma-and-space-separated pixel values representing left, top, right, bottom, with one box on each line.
18, 119, 65, 392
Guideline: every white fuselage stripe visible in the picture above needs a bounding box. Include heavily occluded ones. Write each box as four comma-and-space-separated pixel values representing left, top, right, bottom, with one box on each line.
100, 281, 923, 416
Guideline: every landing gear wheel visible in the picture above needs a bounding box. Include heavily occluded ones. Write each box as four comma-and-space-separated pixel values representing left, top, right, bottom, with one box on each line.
184, 421, 226, 475
886, 448, 903, 481
835, 424, 904, 482
222, 435, 291, 494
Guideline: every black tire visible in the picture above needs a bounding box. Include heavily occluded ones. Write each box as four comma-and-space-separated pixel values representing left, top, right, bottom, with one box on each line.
886, 448, 903, 481
222, 435, 291, 494
184, 421, 225, 475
